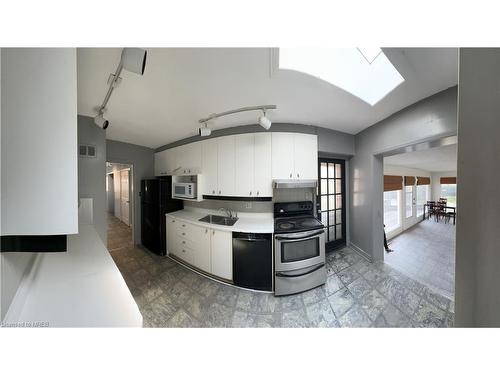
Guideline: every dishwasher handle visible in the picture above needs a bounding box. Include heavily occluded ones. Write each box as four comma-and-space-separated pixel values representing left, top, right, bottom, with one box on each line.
232, 232, 272, 241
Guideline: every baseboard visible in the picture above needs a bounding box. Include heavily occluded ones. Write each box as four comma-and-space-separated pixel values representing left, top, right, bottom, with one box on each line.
348, 242, 373, 263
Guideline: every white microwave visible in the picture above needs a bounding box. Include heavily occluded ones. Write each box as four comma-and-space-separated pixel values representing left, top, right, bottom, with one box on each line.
172, 182, 197, 199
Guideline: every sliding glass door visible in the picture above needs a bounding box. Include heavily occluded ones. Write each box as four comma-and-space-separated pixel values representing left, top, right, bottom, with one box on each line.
317, 158, 346, 251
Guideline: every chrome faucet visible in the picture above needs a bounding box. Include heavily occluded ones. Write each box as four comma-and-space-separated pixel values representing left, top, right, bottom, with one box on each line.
219, 207, 236, 218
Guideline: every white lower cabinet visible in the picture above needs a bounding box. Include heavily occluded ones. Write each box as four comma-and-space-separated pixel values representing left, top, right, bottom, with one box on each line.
210, 229, 233, 280
166, 217, 232, 280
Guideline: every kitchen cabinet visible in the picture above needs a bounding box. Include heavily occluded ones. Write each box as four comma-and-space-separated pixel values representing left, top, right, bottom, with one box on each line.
210, 229, 233, 280
253, 133, 273, 196
166, 217, 232, 280
293, 133, 318, 180
1, 48, 78, 236
201, 139, 218, 195
154, 149, 169, 176
272, 133, 295, 179
217, 136, 235, 196
234, 134, 255, 196
155, 143, 202, 176
166, 216, 178, 256
272, 132, 318, 180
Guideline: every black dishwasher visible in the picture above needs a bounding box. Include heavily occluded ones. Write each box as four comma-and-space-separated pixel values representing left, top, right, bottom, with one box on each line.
232, 232, 273, 291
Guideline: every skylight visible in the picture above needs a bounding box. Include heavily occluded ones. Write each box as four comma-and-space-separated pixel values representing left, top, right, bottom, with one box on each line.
278, 48, 404, 106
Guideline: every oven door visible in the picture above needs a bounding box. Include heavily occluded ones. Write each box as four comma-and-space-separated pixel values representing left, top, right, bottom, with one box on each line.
274, 229, 325, 272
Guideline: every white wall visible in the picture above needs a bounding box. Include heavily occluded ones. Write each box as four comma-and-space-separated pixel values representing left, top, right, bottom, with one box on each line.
430, 171, 457, 201
455, 49, 500, 327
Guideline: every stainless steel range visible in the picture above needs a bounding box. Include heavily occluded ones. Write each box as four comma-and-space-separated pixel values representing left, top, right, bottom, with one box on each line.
274, 201, 327, 296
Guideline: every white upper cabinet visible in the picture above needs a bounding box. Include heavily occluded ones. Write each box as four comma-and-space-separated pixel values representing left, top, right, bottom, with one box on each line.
272, 133, 295, 179
154, 150, 169, 176
1, 48, 78, 235
234, 134, 255, 196
293, 133, 318, 180
201, 139, 218, 195
177, 142, 201, 175
272, 132, 318, 180
253, 133, 272, 197
155, 131, 316, 196
217, 136, 235, 196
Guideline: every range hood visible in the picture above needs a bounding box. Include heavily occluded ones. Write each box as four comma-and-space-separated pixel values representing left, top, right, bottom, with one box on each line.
273, 179, 317, 189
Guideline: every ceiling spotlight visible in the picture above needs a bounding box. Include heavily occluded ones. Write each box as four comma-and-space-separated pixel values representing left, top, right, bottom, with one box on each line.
121, 48, 147, 75
258, 111, 272, 130
199, 122, 212, 137
93, 48, 148, 130
94, 113, 109, 129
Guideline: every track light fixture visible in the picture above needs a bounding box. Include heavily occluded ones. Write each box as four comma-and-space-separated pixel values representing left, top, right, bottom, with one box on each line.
94, 113, 109, 129
258, 110, 272, 130
198, 105, 276, 136
94, 47, 148, 129
199, 122, 212, 137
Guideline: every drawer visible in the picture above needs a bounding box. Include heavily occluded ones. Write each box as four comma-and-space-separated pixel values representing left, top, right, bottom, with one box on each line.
176, 236, 198, 250
176, 220, 209, 244
176, 242, 194, 264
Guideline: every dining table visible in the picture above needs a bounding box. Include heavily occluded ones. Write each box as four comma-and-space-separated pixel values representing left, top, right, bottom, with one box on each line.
423, 203, 456, 223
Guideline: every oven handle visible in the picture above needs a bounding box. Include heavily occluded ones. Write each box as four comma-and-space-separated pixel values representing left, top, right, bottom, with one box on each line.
275, 229, 324, 241
275, 264, 324, 278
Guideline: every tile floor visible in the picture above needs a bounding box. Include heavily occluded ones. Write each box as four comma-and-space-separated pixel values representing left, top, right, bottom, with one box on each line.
107, 213, 133, 251
109, 244, 454, 328
385, 219, 455, 299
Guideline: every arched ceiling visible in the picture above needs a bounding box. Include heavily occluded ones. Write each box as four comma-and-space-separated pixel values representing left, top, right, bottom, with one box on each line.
77, 48, 457, 149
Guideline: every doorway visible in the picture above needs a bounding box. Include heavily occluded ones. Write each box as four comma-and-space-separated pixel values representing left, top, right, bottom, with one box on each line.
106, 162, 134, 252
317, 158, 346, 252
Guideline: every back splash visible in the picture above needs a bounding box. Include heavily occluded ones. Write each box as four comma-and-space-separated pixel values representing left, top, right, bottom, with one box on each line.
185, 187, 316, 213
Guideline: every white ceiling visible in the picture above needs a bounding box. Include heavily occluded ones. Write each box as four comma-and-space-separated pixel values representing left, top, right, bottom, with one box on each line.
384, 143, 457, 172
77, 48, 458, 149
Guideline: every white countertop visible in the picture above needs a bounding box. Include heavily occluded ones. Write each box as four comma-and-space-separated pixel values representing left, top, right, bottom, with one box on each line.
166, 208, 274, 233
2, 225, 142, 328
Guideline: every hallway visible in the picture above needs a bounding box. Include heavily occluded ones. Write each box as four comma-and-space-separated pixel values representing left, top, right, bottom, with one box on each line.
107, 213, 133, 252
385, 219, 455, 300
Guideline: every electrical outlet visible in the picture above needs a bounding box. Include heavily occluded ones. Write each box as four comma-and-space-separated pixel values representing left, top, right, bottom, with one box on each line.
245, 202, 252, 209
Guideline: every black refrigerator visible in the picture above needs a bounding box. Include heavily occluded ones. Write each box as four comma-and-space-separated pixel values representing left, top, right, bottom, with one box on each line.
141, 177, 183, 255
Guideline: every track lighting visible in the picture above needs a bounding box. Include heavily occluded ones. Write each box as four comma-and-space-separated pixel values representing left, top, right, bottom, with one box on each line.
258, 111, 272, 130
94, 47, 148, 129
94, 113, 109, 129
199, 122, 212, 137
198, 105, 276, 135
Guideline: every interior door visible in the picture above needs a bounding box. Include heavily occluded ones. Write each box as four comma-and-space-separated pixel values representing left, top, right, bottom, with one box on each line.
120, 169, 130, 226
317, 158, 346, 251
403, 182, 417, 229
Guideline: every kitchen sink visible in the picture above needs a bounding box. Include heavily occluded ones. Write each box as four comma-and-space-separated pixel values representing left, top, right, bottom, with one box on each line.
199, 214, 239, 226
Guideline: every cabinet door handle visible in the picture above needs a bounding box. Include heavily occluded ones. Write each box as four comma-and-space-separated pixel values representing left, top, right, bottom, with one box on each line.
249, 191, 252, 195
290, 173, 292, 178
172, 220, 175, 223
212, 190, 215, 194
188, 169, 191, 173
297, 173, 299, 178
212, 230, 215, 235
182, 232, 185, 235
182, 241, 186, 244
205, 229, 208, 233
182, 224, 186, 227
182, 249, 186, 253
257, 191, 259, 196
219, 190, 221, 195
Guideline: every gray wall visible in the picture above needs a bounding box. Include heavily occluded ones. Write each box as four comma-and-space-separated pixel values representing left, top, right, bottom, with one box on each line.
78, 115, 107, 242
349, 87, 458, 261
107, 139, 155, 245
455, 49, 500, 327
106, 174, 115, 213
156, 123, 355, 156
